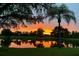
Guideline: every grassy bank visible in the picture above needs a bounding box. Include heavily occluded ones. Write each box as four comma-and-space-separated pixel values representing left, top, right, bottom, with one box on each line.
0, 36, 79, 44
0, 36, 57, 40
0, 36, 79, 40
0, 48, 79, 56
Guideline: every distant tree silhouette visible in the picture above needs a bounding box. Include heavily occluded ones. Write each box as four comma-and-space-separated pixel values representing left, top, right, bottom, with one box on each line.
29, 29, 44, 36
14, 31, 22, 36
36, 28, 44, 36
51, 26, 70, 38
1, 29, 13, 36
22, 32, 29, 36
32, 31, 37, 36
29, 31, 34, 36
70, 31, 79, 38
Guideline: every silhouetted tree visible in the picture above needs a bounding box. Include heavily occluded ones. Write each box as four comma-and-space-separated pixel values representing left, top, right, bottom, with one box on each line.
0, 3, 52, 28
70, 31, 79, 38
47, 4, 76, 43
51, 26, 70, 38
36, 28, 44, 36
22, 32, 29, 36
32, 31, 37, 36
29, 31, 34, 36
1, 29, 13, 36
14, 31, 22, 36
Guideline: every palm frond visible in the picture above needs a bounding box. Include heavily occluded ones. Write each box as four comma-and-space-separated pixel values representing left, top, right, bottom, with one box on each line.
63, 10, 76, 24
58, 4, 69, 14
47, 4, 76, 24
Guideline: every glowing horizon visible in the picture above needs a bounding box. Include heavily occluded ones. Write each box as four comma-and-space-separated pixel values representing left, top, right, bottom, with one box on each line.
10, 22, 53, 35
0, 3, 79, 35
0, 18, 78, 35
10, 19, 79, 35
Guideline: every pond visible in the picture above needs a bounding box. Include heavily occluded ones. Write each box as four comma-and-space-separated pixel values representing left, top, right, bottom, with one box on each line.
0, 38, 77, 48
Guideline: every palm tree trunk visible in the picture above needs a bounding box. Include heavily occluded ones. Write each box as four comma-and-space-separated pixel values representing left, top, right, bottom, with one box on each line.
58, 14, 61, 44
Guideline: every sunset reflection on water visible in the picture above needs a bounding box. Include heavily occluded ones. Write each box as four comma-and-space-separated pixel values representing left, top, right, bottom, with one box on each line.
9, 40, 67, 48
9, 42, 36, 48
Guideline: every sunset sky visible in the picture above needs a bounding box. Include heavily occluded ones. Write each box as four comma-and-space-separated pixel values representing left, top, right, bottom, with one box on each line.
0, 3, 79, 35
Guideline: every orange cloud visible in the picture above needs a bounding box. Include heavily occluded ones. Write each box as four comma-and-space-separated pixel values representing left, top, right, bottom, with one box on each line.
11, 22, 53, 35
7, 20, 79, 35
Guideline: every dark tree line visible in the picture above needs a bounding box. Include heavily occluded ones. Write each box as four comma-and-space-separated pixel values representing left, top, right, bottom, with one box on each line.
1, 26, 79, 38
51, 26, 79, 38
51, 26, 70, 38
0, 28, 44, 36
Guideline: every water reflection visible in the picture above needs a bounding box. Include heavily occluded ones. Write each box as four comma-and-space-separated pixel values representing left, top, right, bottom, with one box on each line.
9, 40, 66, 48
9, 41, 36, 48
0, 38, 78, 48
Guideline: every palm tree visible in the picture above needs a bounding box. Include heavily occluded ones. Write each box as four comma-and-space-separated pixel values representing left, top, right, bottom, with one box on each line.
0, 3, 76, 44
47, 4, 76, 43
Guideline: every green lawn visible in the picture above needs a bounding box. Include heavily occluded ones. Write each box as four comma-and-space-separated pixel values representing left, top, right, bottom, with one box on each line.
0, 48, 79, 56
